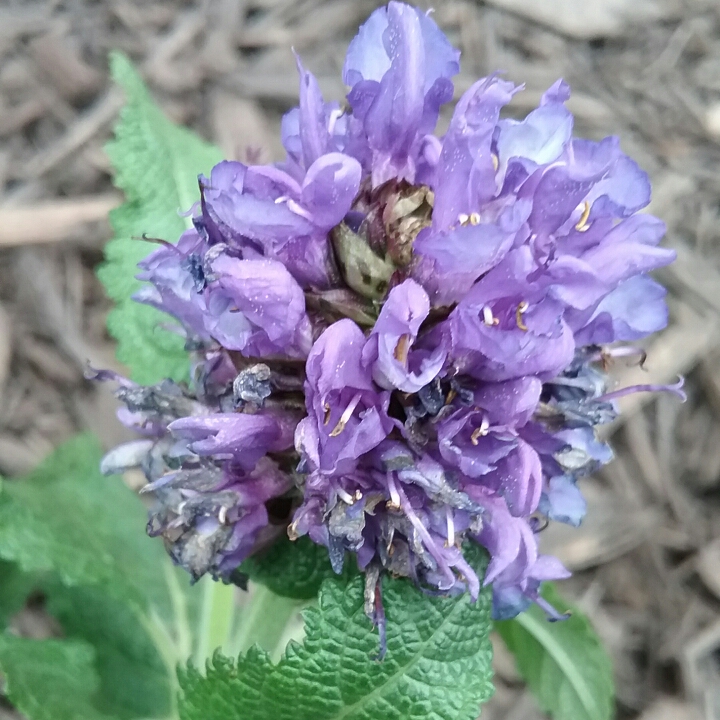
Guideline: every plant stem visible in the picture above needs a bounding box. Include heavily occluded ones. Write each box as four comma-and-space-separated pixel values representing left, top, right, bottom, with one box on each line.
193, 578, 237, 667
229, 583, 303, 659
134, 605, 181, 719
164, 564, 192, 661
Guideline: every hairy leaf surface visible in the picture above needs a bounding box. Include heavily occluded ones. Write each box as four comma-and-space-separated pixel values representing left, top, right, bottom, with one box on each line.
99, 52, 221, 382
0, 436, 203, 719
0, 435, 170, 609
180, 549, 494, 720
241, 536, 352, 600
0, 635, 114, 720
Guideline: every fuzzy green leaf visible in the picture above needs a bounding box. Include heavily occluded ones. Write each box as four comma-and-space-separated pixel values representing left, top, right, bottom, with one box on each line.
0, 560, 38, 627
0, 635, 114, 720
44, 583, 172, 719
99, 51, 222, 383
179, 549, 494, 720
0, 435, 204, 718
241, 536, 353, 600
495, 584, 614, 720
0, 435, 170, 610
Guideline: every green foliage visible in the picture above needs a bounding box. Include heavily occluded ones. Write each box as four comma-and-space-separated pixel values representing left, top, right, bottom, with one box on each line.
0, 435, 204, 720
241, 536, 353, 600
0, 635, 113, 720
496, 584, 615, 720
0, 560, 38, 626
98, 51, 222, 383
45, 584, 171, 719
179, 549, 494, 720
0, 434, 171, 611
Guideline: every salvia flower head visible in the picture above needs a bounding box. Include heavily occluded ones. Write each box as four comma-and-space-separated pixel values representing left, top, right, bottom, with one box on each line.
98, 1, 683, 649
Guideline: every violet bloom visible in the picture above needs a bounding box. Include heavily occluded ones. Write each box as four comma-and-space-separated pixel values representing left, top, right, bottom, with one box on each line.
362, 279, 446, 393
343, 1, 460, 185
94, 359, 297, 581
98, 2, 682, 627
201, 255, 312, 358
133, 229, 211, 340
296, 319, 395, 476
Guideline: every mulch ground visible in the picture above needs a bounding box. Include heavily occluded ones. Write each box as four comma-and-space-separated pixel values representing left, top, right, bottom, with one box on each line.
0, 1, 719, 718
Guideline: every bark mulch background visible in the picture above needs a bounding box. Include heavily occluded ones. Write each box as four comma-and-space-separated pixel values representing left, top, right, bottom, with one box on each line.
1, 0, 719, 718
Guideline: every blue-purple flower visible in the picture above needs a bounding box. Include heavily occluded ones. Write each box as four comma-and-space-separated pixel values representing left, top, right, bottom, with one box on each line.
98, 1, 683, 636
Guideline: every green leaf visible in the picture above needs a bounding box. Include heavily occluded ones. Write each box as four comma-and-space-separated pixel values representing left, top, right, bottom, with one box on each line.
44, 583, 171, 719
179, 549, 494, 720
0, 434, 170, 611
0, 435, 205, 718
0, 634, 114, 720
99, 51, 222, 383
241, 536, 353, 600
495, 583, 614, 720
0, 560, 39, 628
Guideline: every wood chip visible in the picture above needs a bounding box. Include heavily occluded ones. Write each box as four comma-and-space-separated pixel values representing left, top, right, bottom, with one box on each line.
638, 698, 703, 720
483, 0, 677, 39
696, 538, 720, 601
0, 194, 119, 246
0, 435, 44, 476
624, 412, 667, 501
540, 481, 659, 570
29, 32, 103, 102
73, 390, 137, 451
14, 250, 125, 374
210, 90, 283, 162
20, 88, 124, 181
222, 71, 345, 104
18, 336, 81, 385
0, 304, 12, 403
144, 10, 206, 92
681, 621, 720, 718
658, 243, 720, 317
502, 692, 546, 720
0, 98, 47, 138
0, 7, 49, 42
200, 0, 246, 74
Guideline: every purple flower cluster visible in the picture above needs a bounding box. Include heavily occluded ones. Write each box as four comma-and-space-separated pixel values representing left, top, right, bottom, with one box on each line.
100, 2, 682, 626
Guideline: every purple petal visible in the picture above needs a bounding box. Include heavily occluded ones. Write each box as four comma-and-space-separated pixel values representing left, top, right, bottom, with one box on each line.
296, 55, 333, 167
302, 320, 395, 475
343, 3, 459, 91
413, 220, 517, 304
169, 413, 284, 469
432, 76, 517, 230
539, 475, 587, 526
497, 79, 573, 174
344, 2, 460, 185
473, 377, 542, 427
343, 6, 392, 86
364, 279, 447, 393
203, 255, 311, 358
134, 230, 210, 336
485, 439, 543, 517
300, 152, 362, 230
579, 215, 675, 286
306, 318, 374, 398
571, 274, 669, 345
